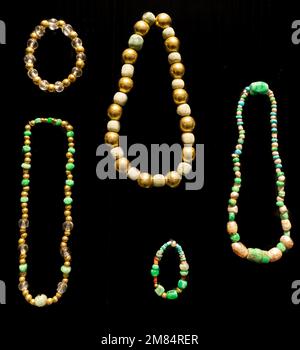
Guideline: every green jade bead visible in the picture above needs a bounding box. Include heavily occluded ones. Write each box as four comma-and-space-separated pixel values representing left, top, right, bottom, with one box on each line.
178, 280, 188, 290
249, 81, 269, 95
247, 248, 270, 264
64, 197, 73, 205
61, 265, 71, 274
166, 290, 178, 300
66, 163, 75, 171
19, 263, 28, 272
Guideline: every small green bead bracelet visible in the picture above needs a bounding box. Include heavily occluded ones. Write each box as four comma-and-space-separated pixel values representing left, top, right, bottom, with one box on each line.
226, 82, 294, 263
151, 240, 189, 300
18, 117, 75, 307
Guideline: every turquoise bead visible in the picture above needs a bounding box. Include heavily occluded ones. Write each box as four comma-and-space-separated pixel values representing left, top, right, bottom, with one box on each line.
151, 269, 159, 277
249, 81, 269, 95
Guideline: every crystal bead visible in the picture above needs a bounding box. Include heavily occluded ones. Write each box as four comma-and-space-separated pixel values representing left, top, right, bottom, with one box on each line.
18, 281, 28, 291
27, 39, 38, 49
76, 52, 86, 61
62, 24, 73, 36
48, 18, 58, 30
19, 244, 29, 254
57, 282, 68, 294
71, 67, 82, 77
60, 247, 71, 259
71, 37, 82, 48
18, 219, 29, 228
35, 25, 45, 38
24, 54, 36, 64
63, 221, 74, 231
27, 68, 38, 79
55, 81, 64, 93
39, 80, 49, 91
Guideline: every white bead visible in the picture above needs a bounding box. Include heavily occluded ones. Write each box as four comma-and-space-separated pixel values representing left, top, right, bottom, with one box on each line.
127, 167, 140, 181
110, 146, 124, 160
162, 27, 175, 39
116, 157, 129, 173
182, 147, 194, 163
177, 162, 192, 176
181, 133, 195, 145
172, 79, 185, 89
153, 174, 166, 187
35, 294, 47, 307
177, 103, 191, 116
113, 92, 128, 106
121, 64, 134, 78
142, 12, 156, 26
168, 52, 181, 64
107, 120, 120, 133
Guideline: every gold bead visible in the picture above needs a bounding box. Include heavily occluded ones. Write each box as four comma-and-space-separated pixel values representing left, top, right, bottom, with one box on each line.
108, 103, 123, 120
22, 208, 28, 214
41, 20, 49, 27
173, 89, 188, 105
76, 59, 85, 69
66, 152, 73, 158
156, 13, 172, 28
25, 62, 34, 69
75, 46, 85, 53
19, 258, 26, 265
21, 233, 27, 239
66, 125, 73, 131
63, 78, 71, 87
180, 116, 195, 132
165, 36, 180, 52
68, 137, 74, 143
68, 74, 76, 83
25, 294, 32, 302
21, 191, 28, 197
170, 63, 185, 79
47, 298, 53, 305
48, 84, 55, 92
64, 261, 71, 267
19, 276, 25, 282
115, 157, 130, 172
182, 146, 196, 162
24, 140, 31, 145
104, 132, 119, 147
166, 171, 182, 188
52, 296, 58, 303
65, 191, 72, 197
21, 203, 28, 208
22, 214, 28, 220
57, 20, 66, 27
62, 236, 69, 243
70, 31, 78, 39
33, 76, 41, 85
30, 32, 38, 40
64, 210, 71, 216
26, 47, 34, 54
137, 172, 153, 188
134, 20, 150, 36
122, 48, 138, 64
61, 242, 67, 248
119, 77, 134, 93
23, 174, 30, 179
63, 278, 69, 283
56, 292, 62, 299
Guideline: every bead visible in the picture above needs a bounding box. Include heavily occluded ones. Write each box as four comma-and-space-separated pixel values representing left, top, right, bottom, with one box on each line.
268, 247, 282, 262
57, 282, 68, 294
168, 52, 181, 64
227, 221, 238, 234
19, 264, 28, 273
122, 48, 138, 64
181, 132, 195, 145
151, 268, 159, 277
279, 205, 288, 214
121, 64, 134, 78
232, 242, 248, 258
180, 116, 195, 132
61, 265, 71, 274
182, 147, 195, 162
134, 20, 150, 36
177, 103, 191, 117
162, 27, 175, 39
66, 163, 75, 170
172, 79, 185, 89
142, 12, 156, 26
156, 13, 172, 28
228, 206, 238, 214
113, 92, 128, 106
35, 294, 48, 307
178, 280, 188, 290
72, 67, 82, 77
166, 171, 182, 188
165, 36, 180, 52
105, 132, 119, 147
64, 197, 73, 205
173, 88, 188, 104
249, 81, 269, 95
166, 290, 178, 300
280, 235, 294, 249
177, 162, 192, 176
230, 233, 240, 243
281, 219, 291, 231
153, 174, 166, 187
128, 34, 144, 51
107, 104, 122, 120
179, 262, 189, 271
115, 157, 130, 173
277, 242, 286, 253
39, 80, 49, 91
18, 281, 29, 291
107, 120, 120, 133
119, 77, 134, 93
247, 248, 265, 263
110, 146, 124, 160
55, 81, 64, 93
127, 167, 140, 181
18, 219, 29, 228
170, 63, 185, 79
137, 173, 152, 188
155, 285, 165, 296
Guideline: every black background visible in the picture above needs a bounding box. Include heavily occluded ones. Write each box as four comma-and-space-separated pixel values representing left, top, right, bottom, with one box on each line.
1, 0, 300, 346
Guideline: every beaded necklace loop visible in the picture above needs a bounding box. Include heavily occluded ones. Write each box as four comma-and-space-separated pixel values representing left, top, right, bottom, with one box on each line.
151, 240, 189, 300
18, 117, 75, 306
227, 81, 293, 263
25, 19, 86, 93
104, 12, 195, 188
